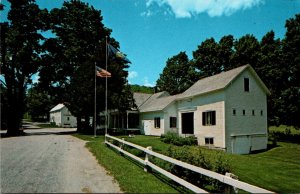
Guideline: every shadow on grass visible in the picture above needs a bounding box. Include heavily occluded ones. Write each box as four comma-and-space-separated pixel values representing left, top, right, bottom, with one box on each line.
106, 143, 190, 193
269, 131, 300, 145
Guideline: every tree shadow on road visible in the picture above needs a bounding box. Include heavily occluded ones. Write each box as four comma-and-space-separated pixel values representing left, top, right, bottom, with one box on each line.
0, 129, 77, 138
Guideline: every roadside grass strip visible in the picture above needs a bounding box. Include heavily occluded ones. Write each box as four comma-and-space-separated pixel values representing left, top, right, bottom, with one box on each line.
72, 134, 186, 193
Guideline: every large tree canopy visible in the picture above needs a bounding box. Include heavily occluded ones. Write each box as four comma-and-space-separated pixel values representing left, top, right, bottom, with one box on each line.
1, 0, 132, 134
0, 0, 48, 134
156, 52, 197, 95
38, 0, 131, 131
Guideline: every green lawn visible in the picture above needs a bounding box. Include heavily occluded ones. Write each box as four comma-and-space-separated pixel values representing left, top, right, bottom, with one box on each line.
228, 142, 300, 193
72, 134, 186, 193
73, 133, 300, 193
115, 135, 300, 193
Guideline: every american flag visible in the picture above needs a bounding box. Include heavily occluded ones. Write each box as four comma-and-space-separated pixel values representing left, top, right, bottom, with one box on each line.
96, 66, 111, 77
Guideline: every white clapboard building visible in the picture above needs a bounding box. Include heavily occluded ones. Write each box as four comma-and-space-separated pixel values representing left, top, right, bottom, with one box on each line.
134, 65, 270, 154
49, 103, 77, 128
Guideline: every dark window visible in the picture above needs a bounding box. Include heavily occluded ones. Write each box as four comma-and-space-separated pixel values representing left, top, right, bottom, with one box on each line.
154, 117, 160, 128
261, 110, 263, 116
233, 109, 236, 116
205, 137, 214, 145
244, 78, 249, 92
252, 110, 255, 116
170, 117, 177, 128
243, 110, 246, 116
128, 113, 139, 128
202, 111, 216, 126
67, 117, 70, 121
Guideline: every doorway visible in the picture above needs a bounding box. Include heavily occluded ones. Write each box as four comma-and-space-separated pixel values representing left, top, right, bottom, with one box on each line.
181, 112, 194, 134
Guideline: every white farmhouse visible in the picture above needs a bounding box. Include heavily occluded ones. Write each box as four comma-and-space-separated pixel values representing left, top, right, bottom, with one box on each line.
135, 65, 270, 154
49, 104, 77, 127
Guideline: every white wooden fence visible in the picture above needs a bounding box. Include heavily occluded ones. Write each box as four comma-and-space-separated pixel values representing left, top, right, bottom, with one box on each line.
105, 134, 273, 193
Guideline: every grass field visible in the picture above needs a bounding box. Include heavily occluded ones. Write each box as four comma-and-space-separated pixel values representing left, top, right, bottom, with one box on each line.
74, 127, 300, 193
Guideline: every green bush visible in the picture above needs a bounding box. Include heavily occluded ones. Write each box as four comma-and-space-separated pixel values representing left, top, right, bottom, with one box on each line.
151, 146, 231, 193
161, 132, 197, 146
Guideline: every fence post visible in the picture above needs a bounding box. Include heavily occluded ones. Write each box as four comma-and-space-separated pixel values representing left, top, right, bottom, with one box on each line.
225, 173, 239, 193
120, 138, 125, 156
144, 146, 152, 172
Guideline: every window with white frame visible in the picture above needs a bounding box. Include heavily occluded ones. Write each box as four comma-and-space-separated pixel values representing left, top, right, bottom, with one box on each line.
205, 137, 214, 145
202, 111, 216, 126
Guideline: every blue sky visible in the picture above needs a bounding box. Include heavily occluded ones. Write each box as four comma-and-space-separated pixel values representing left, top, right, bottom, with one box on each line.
1, 0, 300, 86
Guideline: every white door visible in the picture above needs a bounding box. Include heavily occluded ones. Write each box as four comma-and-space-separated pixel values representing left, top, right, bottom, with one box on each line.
143, 120, 152, 135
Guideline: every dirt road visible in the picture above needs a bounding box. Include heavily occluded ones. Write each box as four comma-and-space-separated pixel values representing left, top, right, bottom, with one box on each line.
0, 128, 121, 193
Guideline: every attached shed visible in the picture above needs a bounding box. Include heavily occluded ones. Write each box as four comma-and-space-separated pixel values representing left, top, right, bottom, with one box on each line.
49, 104, 77, 128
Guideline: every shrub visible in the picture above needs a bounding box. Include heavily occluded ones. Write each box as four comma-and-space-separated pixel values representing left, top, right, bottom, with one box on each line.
151, 146, 231, 193
161, 132, 197, 146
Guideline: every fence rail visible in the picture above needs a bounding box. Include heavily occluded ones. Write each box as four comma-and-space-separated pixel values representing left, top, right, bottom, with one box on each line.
105, 134, 273, 193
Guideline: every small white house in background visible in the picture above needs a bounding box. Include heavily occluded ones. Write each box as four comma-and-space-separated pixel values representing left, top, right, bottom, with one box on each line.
134, 65, 270, 154
49, 104, 77, 127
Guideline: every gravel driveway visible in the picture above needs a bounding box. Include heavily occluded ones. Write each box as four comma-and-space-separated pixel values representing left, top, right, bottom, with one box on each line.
0, 128, 121, 193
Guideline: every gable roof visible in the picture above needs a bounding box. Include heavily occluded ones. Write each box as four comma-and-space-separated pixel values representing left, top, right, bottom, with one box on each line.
134, 64, 270, 113
133, 93, 152, 107
139, 93, 180, 113
179, 64, 270, 99
49, 103, 65, 112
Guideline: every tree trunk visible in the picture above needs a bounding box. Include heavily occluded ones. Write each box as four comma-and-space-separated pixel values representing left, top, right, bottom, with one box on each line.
76, 116, 82, 132
6, 81, 26, 136
84, 115, 90, 130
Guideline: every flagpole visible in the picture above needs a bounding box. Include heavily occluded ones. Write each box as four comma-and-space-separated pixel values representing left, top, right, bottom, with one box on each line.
105, 36, 108, 137
94, 61, 97, 138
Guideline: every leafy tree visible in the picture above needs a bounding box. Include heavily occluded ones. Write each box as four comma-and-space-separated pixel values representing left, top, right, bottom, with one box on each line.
26, 84, 54, 121
156, 52, 196, 95
231, 34, 261, 69
218, 35, 234, 71
0, 0, 48, 135
281, 14, 300, 127
257, 31, 286, 125
193, 38, 222, 77
39, 0, 130, 131
130, 84, 154, 94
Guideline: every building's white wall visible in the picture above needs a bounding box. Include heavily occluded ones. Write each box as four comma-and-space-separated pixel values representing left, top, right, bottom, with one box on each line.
50, 111, 62, 126
140, 111, 164, 136
50, 107, 77, 127
61, 107, 77, 127
225, 70, 268, 154
163, 103, 179, 134
175, 91, 226, 148
194, 101, 225, 148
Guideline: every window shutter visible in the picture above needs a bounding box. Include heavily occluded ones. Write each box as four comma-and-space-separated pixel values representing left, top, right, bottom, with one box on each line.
212, 111, 216, 125
202, 112, 205, 125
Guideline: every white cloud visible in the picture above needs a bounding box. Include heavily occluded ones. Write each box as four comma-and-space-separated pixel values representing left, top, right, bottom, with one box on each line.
143, 77, 155, 87
145, 0, 263, 18
128, 71, 138, 79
